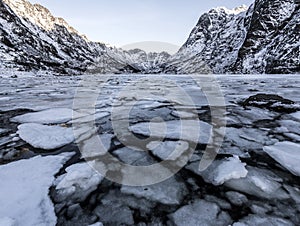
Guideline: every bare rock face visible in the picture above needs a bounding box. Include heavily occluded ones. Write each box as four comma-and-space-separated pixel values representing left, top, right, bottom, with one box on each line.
233, 0, 300, 74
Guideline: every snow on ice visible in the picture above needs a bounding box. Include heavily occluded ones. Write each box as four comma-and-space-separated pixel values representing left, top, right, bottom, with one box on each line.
11, 108, 75, 124
17, 123, 74, 150
0, 153, 74, 226
54, 162, 103, 203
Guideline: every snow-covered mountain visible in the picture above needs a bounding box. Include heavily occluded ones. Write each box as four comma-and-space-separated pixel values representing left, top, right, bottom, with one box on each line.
0, 0, 299, 75
86, 47, 171, 74
0, 0, 101, 74
165, 0, 300, 74
233, 0, 300, 74
0, 0, 170, 75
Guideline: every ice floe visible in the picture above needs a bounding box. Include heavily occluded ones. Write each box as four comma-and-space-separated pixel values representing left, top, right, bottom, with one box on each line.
0, 153, 73, 226
187, 156, 248, 186
225, 166, 289, 200
54, 162, 103, 203
168, 200, 232, 226
98, 189, 156, 216
17, 123, 74, 150
11, 108, 75, 124
81, 133, 114, 159
278, 120, 300, 135
121, 176, 187, 205
290, 111, 300, 121
71, 111, 109, 124
224, 127, 275, 150
146, 140, 189, 160
263, 141, 300, 176
129, 120, 212, 144
94, 203, 134, 225
233, 214, 294, 226
88, 223, 104, 226
113, 147, 156, 166
213, 156, 248, 185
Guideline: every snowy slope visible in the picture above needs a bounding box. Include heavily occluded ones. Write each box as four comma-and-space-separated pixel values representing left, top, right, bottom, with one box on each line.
0, 0, 144, 75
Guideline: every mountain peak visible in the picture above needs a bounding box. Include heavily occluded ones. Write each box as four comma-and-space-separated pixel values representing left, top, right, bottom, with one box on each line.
213, 5, 248, 15
3, 0, 80, 35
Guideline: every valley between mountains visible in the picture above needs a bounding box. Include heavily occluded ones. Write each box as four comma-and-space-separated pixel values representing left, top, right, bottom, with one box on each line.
0, 0, 299, 75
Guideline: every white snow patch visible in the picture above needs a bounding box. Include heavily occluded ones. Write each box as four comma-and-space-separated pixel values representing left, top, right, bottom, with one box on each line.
215, 5, 248, 15
0, 153, 73, 226
213, 156, 248, 185
263, 142, 300, 176
17, 123, 74, 150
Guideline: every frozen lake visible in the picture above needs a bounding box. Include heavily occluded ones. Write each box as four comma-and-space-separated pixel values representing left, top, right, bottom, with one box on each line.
0, 74, 300, 225
0, 74, 300, 111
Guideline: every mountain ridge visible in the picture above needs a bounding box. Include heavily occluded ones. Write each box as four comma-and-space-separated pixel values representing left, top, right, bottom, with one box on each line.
0, 0, 299, 75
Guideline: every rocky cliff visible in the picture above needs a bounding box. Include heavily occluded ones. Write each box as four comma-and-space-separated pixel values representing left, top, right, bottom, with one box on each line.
166, 0, 299, 74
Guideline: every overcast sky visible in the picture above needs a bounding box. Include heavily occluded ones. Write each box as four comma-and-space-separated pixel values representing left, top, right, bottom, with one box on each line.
29, 0, 253, 49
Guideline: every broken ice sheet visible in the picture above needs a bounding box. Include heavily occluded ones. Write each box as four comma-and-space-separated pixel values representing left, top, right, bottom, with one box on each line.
129, 120, 212, 144
54, 162, 103, 203
233, 214, 294, 226
263, 141, 300, 176
146, 140, 189, 160
0, 153, 74, 226
17, 123, 74, 150
225, 166, 289, 200
121, 176, 188, 205
290, 111, 300, 121
11, 108, 75, 124
168, 199, 232, 226
186, 156, 248, 186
